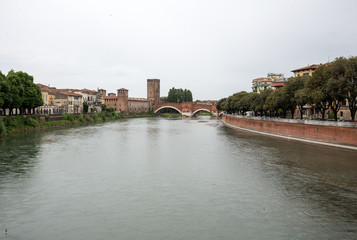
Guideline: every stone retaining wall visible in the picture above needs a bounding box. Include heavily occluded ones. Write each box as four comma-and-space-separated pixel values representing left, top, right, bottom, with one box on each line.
222, 114, 357, 146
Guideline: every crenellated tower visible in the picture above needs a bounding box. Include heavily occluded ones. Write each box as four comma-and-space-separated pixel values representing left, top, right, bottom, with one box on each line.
147, 79, 160, 105
117, 88, 129, 113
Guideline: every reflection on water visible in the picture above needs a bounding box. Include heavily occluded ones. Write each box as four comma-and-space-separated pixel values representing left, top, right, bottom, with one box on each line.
0, 133, 42, 182
0, 117, 356, 239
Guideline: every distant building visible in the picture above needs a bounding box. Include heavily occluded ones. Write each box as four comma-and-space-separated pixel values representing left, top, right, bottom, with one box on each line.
54, 91, 83, 114
103, 89, 129, 113
252, 73, 284, 93
270, 80, 286, 90
103, 81, 156, 114
97, 88, 107, 104
35, 84, 103, 115
75, 89, 102, 113
291, 64, 320, 77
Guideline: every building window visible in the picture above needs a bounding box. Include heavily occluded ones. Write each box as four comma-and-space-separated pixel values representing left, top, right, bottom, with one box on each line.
340, 111, 343, 117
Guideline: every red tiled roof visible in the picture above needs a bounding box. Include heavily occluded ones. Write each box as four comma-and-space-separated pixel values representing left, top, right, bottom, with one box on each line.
58, 91, 82, 97
291, 64, 320, 72
271, 82, 285, 87
80, 88, 98, 94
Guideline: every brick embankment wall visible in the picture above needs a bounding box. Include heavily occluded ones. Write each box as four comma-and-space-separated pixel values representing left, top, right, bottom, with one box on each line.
222, 114, 357, 147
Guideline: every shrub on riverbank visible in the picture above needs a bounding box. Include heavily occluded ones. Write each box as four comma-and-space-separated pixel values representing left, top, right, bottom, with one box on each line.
24, 118, 39, 127
62, 113, 75, 122
1, 115, 40, 132
0, 118, 6, 136
0, 111, 157, 137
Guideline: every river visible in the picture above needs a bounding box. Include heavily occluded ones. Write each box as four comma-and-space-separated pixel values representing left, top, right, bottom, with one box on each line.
0, 117, 356, 240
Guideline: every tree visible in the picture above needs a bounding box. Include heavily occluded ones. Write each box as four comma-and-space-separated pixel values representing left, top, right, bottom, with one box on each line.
263, 90, 276, 116
294, 88, 308, 119
15, 71, 43, 114
222, 96, 233, 113
216, 98, 227, 111
0, 71, 6, 111
282, 77, 306, 119
252, 89, 273, 116
305, 66, 329, 120
0, 70, 43, 115
0, 73, 12, 116
5, 70, 24, 115
324, 58, 346, 121
237, 92, 257, 115
167, 87, 193, 103
230, 91, 248, 113
344, 56, 357, 121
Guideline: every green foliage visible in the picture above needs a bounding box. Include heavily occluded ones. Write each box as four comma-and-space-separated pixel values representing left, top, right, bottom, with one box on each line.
45, 115, 50, 122
0, 118, 6, 135
62, 113, 75, 122
328, 112, 335, 119
216, 98, 227, 111
3, 117, 16, 128
167, 87, 193, 103
15, 115, 25, 127
344, 56, 357, 121
78, 113, 85, 122
0, 70, 43, 115
106, 107, 115, 113
100, 113, 106, 121
91, 113, 98, 121
25, 117, 39, 127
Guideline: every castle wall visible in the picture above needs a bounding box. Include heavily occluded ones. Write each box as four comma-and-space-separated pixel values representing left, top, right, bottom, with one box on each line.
129, 99, 151, 113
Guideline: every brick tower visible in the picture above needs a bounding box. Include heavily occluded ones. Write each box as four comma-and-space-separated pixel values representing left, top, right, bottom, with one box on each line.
147, 79, 160, 105
117, 88, 129, 113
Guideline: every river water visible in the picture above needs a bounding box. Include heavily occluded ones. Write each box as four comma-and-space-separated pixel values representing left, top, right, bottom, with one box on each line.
0, 117, 356, 240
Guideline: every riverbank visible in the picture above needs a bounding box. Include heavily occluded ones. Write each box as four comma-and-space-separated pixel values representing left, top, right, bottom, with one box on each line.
0, 112, 156, 139
221, 114, 357, 150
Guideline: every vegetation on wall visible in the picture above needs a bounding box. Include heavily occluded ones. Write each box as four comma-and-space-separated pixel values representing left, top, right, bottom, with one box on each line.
167, 87, 193, 103
0, 70, 43, 115
217, 56, 357, 121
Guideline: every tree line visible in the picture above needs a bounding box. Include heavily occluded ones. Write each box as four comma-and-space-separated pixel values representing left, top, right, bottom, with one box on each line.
167, 87, 193, 103
0, 70, 43, 115
216, 56, 357, 121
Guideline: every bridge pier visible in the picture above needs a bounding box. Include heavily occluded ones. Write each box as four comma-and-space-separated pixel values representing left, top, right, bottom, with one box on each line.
182, 112, 191, 117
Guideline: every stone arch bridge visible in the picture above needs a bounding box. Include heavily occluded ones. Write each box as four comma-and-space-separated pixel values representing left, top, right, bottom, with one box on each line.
153, 101, 222, 117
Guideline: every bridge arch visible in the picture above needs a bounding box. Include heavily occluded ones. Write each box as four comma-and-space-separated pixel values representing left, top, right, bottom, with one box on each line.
154, 106, 182, 114
191, 108, 212, 117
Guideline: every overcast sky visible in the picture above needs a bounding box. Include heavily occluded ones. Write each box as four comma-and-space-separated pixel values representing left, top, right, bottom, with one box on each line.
1, 0, 357, 100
